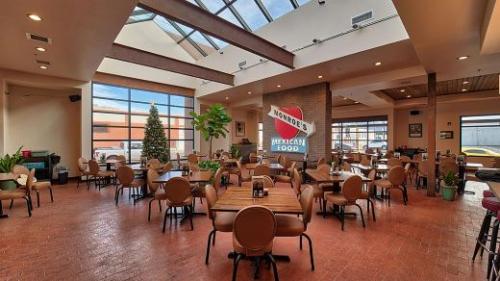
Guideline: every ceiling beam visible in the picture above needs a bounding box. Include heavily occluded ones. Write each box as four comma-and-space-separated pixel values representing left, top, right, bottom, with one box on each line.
137, 0, 295, 69
107, 44, 234, 85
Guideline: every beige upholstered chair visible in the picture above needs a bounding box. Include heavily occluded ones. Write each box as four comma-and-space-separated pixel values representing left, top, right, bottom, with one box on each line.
254, 164, 270, 176
237, 159, 251, 184
114, 166, 143, 206
147, 168, 164, 222
162, 162, 173, 173
147, 159, 162, 170
317, 157, 326, 167
325, 175, 365, 230
387, 158, 402, 167
28, 169, 54, 207
0, 172, 32, 217
187, 153, 198, 165
204, 185, 236, 264
417, 160, 429, 189
77, 157, 92, 188
374, 166, 407, 206
231, 206, 279, 281
400, 155, 412, 163
359, 169, 376, 221
275, 161, 296, 187
275, 186, 315, 271
292, 168, 323, 212
162, 177, 194, 232
88, 159, 114, 190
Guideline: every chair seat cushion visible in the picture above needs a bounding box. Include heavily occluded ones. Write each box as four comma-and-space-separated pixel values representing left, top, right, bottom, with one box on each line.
0, 190, 26, 200
98, 171, 115, 177
214, 212, 236, 232
301, 184, 323, 198
166, 196, 193, 207
359, 191, 369, 200
482, 197, 500, 212
275, 215, 305, 237
32, 181, 51, 190
484, 190, 495, 198
374, 179, 392, 189
233, 234, 273, 257
325, 193, 348, 205
275, 175, 291, 182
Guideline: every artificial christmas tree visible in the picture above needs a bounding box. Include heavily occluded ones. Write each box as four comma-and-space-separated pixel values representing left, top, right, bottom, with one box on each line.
142, 104, 169, 162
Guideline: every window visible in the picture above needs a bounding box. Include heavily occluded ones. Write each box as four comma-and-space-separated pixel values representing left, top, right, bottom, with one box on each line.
258, 122, 263, 151
461, 115, 500, 157
332, 117, 388, 151
92, 83, 194, 163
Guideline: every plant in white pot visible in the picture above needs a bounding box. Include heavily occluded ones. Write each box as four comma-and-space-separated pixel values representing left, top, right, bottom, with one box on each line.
441, 171, 458, 201
0, 146, 24, 190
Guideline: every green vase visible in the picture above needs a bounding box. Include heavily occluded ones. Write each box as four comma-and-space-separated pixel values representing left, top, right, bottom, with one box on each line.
0, 180, 17, 191
442, 185, 457, 201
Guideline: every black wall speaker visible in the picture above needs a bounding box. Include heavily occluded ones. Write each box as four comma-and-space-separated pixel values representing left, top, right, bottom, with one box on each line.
69, 95, 81, 102
410, 110, 420, 115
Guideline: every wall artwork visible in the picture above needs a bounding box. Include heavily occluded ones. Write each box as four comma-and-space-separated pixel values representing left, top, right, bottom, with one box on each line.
235, 121, 245, 137
439, 130, 454, 139
409, 123, 422, 138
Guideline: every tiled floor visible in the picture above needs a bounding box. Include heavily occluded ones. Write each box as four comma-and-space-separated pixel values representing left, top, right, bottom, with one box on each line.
0, 178, 492, 281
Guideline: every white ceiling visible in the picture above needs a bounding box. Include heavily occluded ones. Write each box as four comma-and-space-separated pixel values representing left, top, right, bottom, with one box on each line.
0, 0, 136, 81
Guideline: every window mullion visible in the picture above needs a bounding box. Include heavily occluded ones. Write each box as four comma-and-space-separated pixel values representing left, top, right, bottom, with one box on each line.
253, 0, 273, 22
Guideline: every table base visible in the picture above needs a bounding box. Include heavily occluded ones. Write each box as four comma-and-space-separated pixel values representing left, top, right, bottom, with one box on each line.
0, 200, 8, 219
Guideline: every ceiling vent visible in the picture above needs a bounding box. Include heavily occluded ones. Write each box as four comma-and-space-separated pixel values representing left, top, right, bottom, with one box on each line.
35, 60, 50, 66
351, 11, 373, 28
25, 33, 52, 44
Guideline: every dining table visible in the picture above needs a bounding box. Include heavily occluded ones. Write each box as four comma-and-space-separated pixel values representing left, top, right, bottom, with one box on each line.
0, 173, 19, 219
351, 163, 390, 173
105, 159, 125, 170
245, 163, 284, 171
153, 170, 213, 183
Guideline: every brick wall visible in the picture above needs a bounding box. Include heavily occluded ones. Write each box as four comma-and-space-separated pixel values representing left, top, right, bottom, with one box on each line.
263, 83, 332, 161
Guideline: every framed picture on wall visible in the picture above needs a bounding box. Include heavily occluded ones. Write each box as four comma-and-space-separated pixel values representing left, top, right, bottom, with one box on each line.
439, 131, 454, 139
235, 121, 245, 137
409, 123, 422, 138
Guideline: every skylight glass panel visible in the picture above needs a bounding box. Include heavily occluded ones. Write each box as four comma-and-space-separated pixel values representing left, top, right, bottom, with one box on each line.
127, 7, 155, 24
262, 0, 294, 20
218, 8, 244, 28
189, 31, 213, 49
153, 16, 182, 37
209, 35, 229, 49
198, 0, 225, 13
232, 0, 268, 30
297, 0, 311, 5
176, 22, 194, 34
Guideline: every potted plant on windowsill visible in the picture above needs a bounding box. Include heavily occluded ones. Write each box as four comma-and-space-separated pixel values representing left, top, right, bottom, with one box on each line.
441, 171, 458, 201
0, 146, 24, 190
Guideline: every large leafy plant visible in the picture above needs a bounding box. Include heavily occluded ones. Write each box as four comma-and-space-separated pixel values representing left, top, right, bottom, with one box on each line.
190, 104, 232, 157
443, 171, 458, 187
198, 160, 221, 174
0, 146, 24, 173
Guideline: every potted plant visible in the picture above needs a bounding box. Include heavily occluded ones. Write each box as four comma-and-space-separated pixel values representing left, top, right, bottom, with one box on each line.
0, 146, 24, 190
441, 171, 458, 201
190, 104, 232, 158
198, 160, 222, 184
230, 144, 241, 159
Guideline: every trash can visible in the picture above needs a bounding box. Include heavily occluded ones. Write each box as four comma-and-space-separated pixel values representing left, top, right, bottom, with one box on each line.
58, 170, 68, 185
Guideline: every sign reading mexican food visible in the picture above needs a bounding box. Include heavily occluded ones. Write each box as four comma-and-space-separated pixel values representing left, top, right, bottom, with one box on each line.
268, 105, 315, 154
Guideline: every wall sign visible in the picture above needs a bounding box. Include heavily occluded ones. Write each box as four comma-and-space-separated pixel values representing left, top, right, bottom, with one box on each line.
268, 105, 315, 154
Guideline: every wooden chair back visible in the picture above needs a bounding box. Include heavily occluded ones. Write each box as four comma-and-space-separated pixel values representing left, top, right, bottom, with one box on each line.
254, 164, 270, 176
116, 166, 134, 186
164, 177, 192, 204
233, 206, 276, 256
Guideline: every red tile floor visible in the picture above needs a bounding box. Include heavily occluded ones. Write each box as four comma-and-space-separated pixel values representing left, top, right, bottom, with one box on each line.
0, 177, 492, 281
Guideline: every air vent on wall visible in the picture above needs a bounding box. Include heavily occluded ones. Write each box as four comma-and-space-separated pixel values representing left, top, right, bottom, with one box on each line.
25, 33, 52, 44
351, 11, 373, 26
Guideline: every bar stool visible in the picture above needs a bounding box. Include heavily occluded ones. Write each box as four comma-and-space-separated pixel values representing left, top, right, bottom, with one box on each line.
490, 211, 500, 281
472, 196, 500, 279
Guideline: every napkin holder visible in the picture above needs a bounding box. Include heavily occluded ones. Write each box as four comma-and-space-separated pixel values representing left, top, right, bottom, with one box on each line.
252, 176, 265, 198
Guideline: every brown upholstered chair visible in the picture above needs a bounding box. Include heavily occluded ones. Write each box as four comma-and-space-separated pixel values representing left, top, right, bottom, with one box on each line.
162, 177, 194, 232
325, 175, 365, 230
204, 185, 236, 264
275, 186, 315, 271
387, 158, 402, 167
0, 172, 32, 217
77, 157, 92, 188
292, 168, 323, 211
374, 166, 407, 206
114, 166, 143, 206
417, 160, 429, 189
147, 168, 164, 222
88, 159, 114, 190
237, 159, 251, 184
275, 161, 296, 187
359, 169, 376, 221
400, 155, 412, 163
187, 153, 198, 165
241, 175, 275, 188
231, 206, 278, 281
147, 159, 162, 170
254, 164, 270, 176
28, 168, 54, 207
161, 162, 173, 173
360, 155, 371, 166
317, 157, 326, 167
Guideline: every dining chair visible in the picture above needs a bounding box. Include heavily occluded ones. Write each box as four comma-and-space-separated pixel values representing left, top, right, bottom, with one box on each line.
115, 166, 143, 206
325, 175, 365, 230
275, 161, 296, 188
231, 206, 279, 281
147, 168, 164, 222
28, 168, 54, 207
254, 164, 270, 176
417, 160, 429, 189
374, 166, 407, 206
187, 153, 198, 165
225, 157, 243, 186
162, 162, 173, 173
387, 158, 402, 167
275, 186, 315, 271
237, 159, 251, 184
204, 184, 236, 264
77, 157, 92, 189
162, 177, 194, 232
147, 159, 162, 170
293, 168, 323, 212
0, 172, 32, 217
241, 175, 275, 188
341, 162, 352, 172
360, 155, 371, 166
249, 152, 258, 163
359, 169, 376, 221
88, 159, 115, 190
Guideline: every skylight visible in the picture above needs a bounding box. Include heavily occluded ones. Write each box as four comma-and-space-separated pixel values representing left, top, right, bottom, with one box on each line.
126, 0, 311, 59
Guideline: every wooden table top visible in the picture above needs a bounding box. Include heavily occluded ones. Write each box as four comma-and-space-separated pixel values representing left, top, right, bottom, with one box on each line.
0, 173, 17, 182
306, 169, 371, 183
211, 187, 303, 214
488, 181, 500, 200
153, 170, 212, 183
129, 164, 148, 171
351, 163, 389, 172
245, 163, 284, 170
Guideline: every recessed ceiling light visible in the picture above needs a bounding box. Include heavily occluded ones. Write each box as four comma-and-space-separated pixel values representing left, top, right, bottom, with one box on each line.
247, 91, 252, 95
406, 95, 412, 98
36, 47, 46, 52
400, 89, 406, 93
277, 84, 281, 88
343, 97, 348, 100
27, 14, 42, 21
354, 101, 360, 104
225, 96, 229, 100
461, 88, 467, 92
463, 81, 470, 85
457, 55, 469, 61
39, 65, 47, 70
317, 75, 323, 79
374, 61, 382, 66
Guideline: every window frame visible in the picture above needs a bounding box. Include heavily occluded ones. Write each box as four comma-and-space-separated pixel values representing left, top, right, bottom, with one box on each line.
332, 117, 388, 152
460, 113, 500, 158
